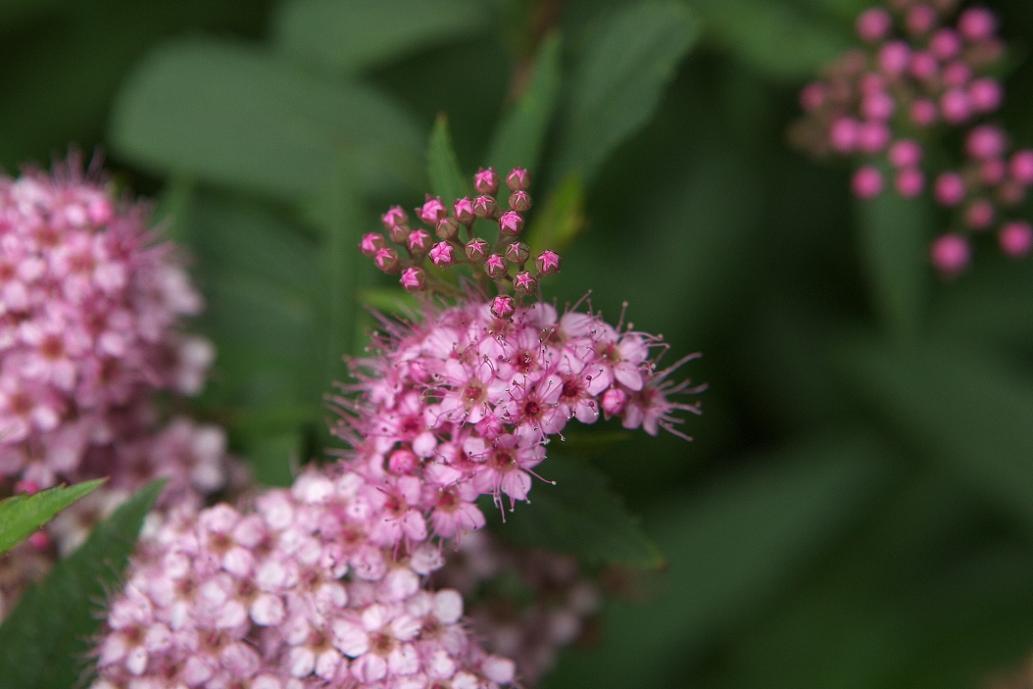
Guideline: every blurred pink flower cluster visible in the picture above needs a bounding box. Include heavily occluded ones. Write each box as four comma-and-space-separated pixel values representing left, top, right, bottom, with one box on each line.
91, 168, 700, 688
794, 1, 1033, 275
0, 159, 233, 617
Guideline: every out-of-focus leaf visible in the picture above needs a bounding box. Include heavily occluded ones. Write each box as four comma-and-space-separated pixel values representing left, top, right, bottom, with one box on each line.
490, 457, 664, 568
486, 32, 562, 177
0, 479, 104, 554
554, 2, 698, 180
240, 431, 299, 487
929, 259, 1033, 353
855, 177, 931, 338
427, 114, 468, 203
525, 174, 585, 255
692, 0, 852, 79
110, 39, 422, 203
273, 0, 489, 74
544, 433, 891, 689
359, 288, 420, 317
837, 338, 1033, 532
0, 480, 163, 689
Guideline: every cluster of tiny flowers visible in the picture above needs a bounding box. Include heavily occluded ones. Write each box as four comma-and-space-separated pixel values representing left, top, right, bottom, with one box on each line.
92, 167, 700, 687
794, 1, 1033, 274
92, 469, 515, 689
432, 533, 599, 687
0, 160, 216, 488
360, 167, 561, 318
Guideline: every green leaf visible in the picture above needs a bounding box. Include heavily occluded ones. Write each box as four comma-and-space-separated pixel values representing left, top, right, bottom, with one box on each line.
110, 38, 423, 203
427, 114, 468, 203
544, 433, 891, 689
692, 0, 853, 80
0, 480, 163, 689
490, 456, 663, 568
486, 32, 562, 177
525, 174, 585, 255
359, 288, 420, 317
837, 338, 1033, 533
273, 0, 489, 74
0, 479, 104, 554
554, 2, 699, 181
855, 175, 931, 338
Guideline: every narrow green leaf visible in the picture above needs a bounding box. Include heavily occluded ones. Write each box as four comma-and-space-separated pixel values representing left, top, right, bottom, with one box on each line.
489, 457, 663, 568
427, 114, 468, 203
856, 174, 931, 338
544, 433, 891, 689
274, 0, 488, 74
837, 338, 1033, 533
0, 479, 104, 554
110, 38, 423, 203
555, 2, 699, 180
525, 174, 585, 255
0, 480, 163, 689
359, 288, 420, 317
693, 0, 852, 79
486, 32, 562, 177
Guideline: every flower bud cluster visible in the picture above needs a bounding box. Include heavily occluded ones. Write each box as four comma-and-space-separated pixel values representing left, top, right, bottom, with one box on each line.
793, 2, 1033, 274
360, 167, 561, 308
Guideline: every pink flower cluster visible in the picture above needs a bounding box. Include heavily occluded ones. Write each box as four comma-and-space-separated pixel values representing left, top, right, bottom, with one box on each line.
0, 160, 215, 489
91, 168, 700, 687
794, 1, 1033, 274
360, 167, 560, 315
0, 160, 234, 620
433, 533, 600, 687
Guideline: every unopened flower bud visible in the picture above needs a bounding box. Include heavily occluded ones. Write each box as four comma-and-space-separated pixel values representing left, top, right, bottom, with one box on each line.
931, 234, 970, 275
484, 254, 507, 279
536, 250, 561, 275
851, 166, 883, 199
498, 210, 524, 236
374, 247, 400, 273
508, 190, 532, 212
417, 196, 447, 225
473, 195, 497, 219
359, 232, 385, 256
490, 295, 515, 320
513, 271, 537, 294
429, 241, 455, 266
389, 223, 411, 244
506, 167, 530, 191
474, 167, 499, 194
435, 217, 459, 240
465, 238, 489, 262
453, 197, 475, 225
1011, 150, 1033, 185
400, 266, 426, 292
601, 388, 628, 417
504, 242, 529, 264
407, 228, 431, 255
856, 7, 891, 42
1000, 221, 1033, 257
381, 205, 407, 230
935, 172, 966, 206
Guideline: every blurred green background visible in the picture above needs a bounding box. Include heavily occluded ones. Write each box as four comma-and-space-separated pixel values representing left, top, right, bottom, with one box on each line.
6, 0, 1033, 687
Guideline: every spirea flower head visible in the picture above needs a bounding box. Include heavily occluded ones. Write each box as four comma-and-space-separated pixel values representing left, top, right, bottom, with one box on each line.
91, 165, 701, 688
0, 157, 214, 489
793, 1, 1033, 274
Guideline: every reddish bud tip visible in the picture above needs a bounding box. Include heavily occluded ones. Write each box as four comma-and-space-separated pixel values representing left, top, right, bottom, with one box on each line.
504, 242, 529, 264
435, 217, 459, 240
417, 196, 447, 225
400, 266, 426, 292
406, 229, 431, 255
388, 223, 411, 244
536, 250, 561, 275
508, 190, 532, 212
484, 254, 507, 279
429, 241, 456, 266
474, 167, 499, 195
513, 271, 537, 295
490, 295, 515, 320
506, 167, 530, 191
359, 232, 386, 257
381, 205, 408, 230
453, 197, 476, 225
498, 210, 524, 236
602, 388, 628, 417
465, 238, 489, 262
374, 247, 400, 273
473, 195, 497, 219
